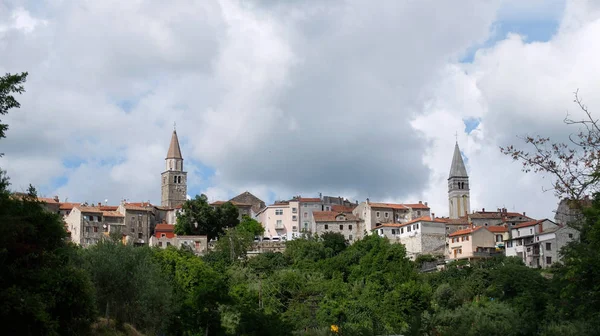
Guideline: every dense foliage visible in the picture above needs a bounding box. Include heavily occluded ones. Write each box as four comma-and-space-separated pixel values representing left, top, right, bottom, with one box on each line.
174, 194, 240, 240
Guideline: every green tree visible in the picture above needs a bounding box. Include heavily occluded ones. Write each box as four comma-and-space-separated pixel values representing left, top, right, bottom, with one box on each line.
175, 195, 240, 240
0, 72, 28, 146
320, 231, 348, 256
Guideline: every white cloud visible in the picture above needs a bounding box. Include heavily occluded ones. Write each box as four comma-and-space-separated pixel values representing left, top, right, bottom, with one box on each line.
2, 0, 599, 221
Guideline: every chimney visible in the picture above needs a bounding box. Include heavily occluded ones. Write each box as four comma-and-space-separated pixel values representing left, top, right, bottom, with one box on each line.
482, 208, 485, 212
356, 200, 358, 205
366, 198, 370, 204
432, 213, 435, 219
523, 212, 526, 216
54, 195, 59, 202
419, 200, 422, 204
539, 223, 543, 233
98, 202, 101, 207
425, 202, 428, 207
319, 192, 322, 199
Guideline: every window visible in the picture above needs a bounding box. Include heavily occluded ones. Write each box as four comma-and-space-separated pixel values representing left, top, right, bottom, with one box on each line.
349, 225, 353, 230
173, 176, 177, 183
292, 207, 297, 213
401, 228, 404, 234
276, 220, 283, 227
384, 212, 389, 218
131, 227, 135, 233
407, 226, 411, 232
93, 226, 98, 233
275, 209, 283, 215
161, 233, 166, 238
536, 236, 539, 241
85, 226, 90, 233
178, 176, 182, 183
530, 228, 533, 234
167, 242, 171, 246
517, 231, 520, 237
461, 236, 465, 242
138, 233, 143, 239
496, 235, 502, 242
376, 211, 380, 218
569, 233, 573, 238
415, 223, 419, 229
484, 223, 488, 226
339, 225, 343, 230
391, 229, 396, 235
195, 241, 200, 249
349, 235, 353, 241
458, 249, 462, 254
159, 242, 163, 247
292, 215, 297, 221
417, 211, 421, 216
324, 224, 329, 230
303, 222, 308, 229
546, 242, 552, 251
507, 241, 513, 247
325, 206, 330, 211
466, 236, 469, 241
546, 256, 552, 264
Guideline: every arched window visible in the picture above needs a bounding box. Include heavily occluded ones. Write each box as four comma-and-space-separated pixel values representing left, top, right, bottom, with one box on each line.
178, 176, 181, 184
173, 176, 177, 183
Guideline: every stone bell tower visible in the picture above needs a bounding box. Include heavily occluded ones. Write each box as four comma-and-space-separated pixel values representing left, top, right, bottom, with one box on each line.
161, 129, 187, 208
448, 141, 470, 219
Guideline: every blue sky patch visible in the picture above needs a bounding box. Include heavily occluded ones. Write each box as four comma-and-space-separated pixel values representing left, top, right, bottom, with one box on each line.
463, 117, 481, 134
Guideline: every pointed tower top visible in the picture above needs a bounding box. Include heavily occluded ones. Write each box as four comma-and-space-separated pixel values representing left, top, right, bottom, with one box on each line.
166, 130, 183, 160
449, 142, 468, 178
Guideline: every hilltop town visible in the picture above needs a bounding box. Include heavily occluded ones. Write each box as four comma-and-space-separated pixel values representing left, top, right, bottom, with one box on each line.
27, 129, 582, 269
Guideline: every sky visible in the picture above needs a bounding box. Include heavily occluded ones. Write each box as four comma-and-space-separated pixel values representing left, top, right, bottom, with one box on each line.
1, 0, 599, 220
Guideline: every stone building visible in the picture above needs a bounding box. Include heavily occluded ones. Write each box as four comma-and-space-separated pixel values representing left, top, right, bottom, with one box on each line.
117, 201, 154, 246
374, 216, 447, 259
229, 191, 266, 215
312, 211, 364, 242
554, 198, 591, 226
161, 130, 187, 208
505, 219, 579, 268
353, 199, 431, 232
210, 200, 254, 220
448, 142, 470, 219
65, 205, 125, 247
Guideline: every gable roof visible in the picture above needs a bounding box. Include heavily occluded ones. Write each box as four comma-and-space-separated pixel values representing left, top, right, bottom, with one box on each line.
313, 211, 359, 222
331, 205, 355, 213
59, 202, 81, 210
155, 223, 175, 232
449, 226, 483, 237
229, 191, 265, 214
369, 202, 409, 210
210, 200, 253, 207
102, 211, 124, 217
166, 130, 183, 159
513, 219, 546, 229
76, 206, 103, 214
449, 142, 468, 178
298, 197, 321, 203
486, 226, 508, 233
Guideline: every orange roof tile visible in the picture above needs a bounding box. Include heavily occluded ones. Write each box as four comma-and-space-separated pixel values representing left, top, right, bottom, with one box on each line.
486, 226, 508, 233
155, 224, 175, 232
513, 219, 545, 229
313, 211, 359, 222
59, 202, 81, 210
124, 203, 153, 211
37, 197, 59, 204
403, 203, 430, 210
210, 200, 253, 207
369, 202, 409, 210
331, 205, 356, 213
449, 226, 483, 237
99, 205, 118, 211
76, 206, 102, 213
102, 211, 124, 217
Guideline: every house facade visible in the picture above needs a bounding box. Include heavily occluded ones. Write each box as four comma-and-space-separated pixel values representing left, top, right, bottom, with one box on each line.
312, 211, 364, 242
446, 226, 500, 261
256, 200, 301, 241
65, 206, 125, 247
353, 199, 431, 232
374, 216, 447, 259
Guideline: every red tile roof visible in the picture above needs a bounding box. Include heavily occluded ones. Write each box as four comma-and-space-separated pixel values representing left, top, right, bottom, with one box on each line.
155, 224, 175, 232
331, 205, 355, 213
369, 202, 409, 210
403, 203, 431, 210
449, 226, 483, 237
76, 206, 103, 213
37, 197, 59, 204
126, 202, 153, 207
99, 205, 118, 211
59, 202, 81, 210
313, 211, 359, 222
124, 203, 153, 211
513, 219, 545, 229
375, 216, 447, 228
486, 226, 508, 233
102, 211, 124, 217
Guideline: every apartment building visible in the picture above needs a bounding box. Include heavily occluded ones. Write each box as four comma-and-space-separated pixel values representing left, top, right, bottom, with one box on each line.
256, 200, 301, 241
65, 205, 125, 247
446, 226, 501, 261
312, 211, 364, 242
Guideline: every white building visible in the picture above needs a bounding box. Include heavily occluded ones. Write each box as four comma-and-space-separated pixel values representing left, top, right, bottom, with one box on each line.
374, 216, 447, 259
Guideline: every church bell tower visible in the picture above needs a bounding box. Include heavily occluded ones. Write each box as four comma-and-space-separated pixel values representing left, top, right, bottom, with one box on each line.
448, 141, 470, 219
161, 129, 187, 208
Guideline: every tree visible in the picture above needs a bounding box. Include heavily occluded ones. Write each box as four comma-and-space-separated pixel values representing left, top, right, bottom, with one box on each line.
320, 232, 348, 256
500, 90, 600, 201
175, 195, 241, 240
0, 72, 28, 146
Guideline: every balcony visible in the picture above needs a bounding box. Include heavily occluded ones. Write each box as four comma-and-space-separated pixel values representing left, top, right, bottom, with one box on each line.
275, 223, 285, 230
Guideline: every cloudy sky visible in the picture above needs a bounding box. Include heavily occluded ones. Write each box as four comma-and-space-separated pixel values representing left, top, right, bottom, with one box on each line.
1, 0, 599, 219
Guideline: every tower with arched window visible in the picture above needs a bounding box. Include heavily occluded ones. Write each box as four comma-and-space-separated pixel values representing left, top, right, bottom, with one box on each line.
161, 129, 187, 208
448, 141, 470, 219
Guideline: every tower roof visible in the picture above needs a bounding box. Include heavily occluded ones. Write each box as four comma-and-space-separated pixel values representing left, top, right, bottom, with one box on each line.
449, 142, 468, 178
166, 130, 183, 160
